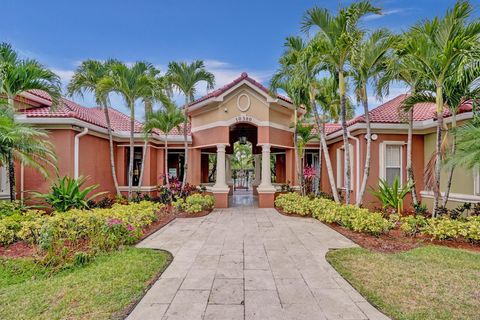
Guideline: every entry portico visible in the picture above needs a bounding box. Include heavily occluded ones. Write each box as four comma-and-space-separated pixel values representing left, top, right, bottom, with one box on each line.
187, 72, 300, 208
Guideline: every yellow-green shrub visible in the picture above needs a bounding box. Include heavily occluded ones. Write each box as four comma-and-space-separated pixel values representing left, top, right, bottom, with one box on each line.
400, 215, 428, 236
279, 193, 392, 236
275, 192, 311, 216
174, 194, 214, 214
464, 217, 480, 241
422, 217, 465, 240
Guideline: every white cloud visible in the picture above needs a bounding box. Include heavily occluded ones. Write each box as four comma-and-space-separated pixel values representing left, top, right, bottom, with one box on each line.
363, 8, 406, 21
51, 68, 74, 84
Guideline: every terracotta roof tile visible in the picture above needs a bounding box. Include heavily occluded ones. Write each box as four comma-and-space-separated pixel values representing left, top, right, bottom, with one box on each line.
20, 90, 188, 136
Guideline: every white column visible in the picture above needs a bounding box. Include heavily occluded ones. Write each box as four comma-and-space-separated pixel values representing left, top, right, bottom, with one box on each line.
252, 154, 261, 186
212, 144, 229, 191
258, 144, 275, 192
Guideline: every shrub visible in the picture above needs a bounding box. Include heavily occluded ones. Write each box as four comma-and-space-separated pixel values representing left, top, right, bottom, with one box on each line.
174, 194, 214, 214
275, 192, 311, 216
0, 200, 24, 217
0, 210, 45, 245
422, 217, 465, 240
400, 215, 428, 236
464, 216, 480, 242
34, 176, 106, 212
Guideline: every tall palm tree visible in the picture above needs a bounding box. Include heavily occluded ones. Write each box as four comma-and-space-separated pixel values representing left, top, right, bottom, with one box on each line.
0, 107, 57, 199
167, 61, 215, 188
398, 0, 480, 216
143, 100, 184, 187
67, 59, 122, 196
302, 1, 381, 204
441, 66, 480, 206
376, 39, 426, 207
0, 43, 61, 200
137, 74, 172, 192
98, 61, 155, 200
351, 29, 394, 206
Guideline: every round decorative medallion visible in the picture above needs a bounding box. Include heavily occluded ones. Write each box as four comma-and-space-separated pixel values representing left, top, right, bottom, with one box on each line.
236, 93, 251, 112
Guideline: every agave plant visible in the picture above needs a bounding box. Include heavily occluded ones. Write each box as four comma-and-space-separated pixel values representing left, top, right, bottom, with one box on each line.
370, 177, 412, 215
34, 176, 106, 212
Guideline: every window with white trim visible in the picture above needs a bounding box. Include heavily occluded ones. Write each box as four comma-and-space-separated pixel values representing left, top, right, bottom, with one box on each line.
380, 142, 403, 186
0, 165, 9, 198
474, 168, 480, 196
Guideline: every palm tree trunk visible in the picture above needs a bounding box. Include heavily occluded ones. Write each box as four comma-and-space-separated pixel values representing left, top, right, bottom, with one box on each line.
316, 141, 322, 195
293, 109, 301, 194
357, 91, 371, 206
406, 108, 418, 206
7, 153, 15, 201
181, 96, 189, 189
137, 137, 148, 192
128, 101, 135, 200
339, 71, 351, 204
433, 85, 444, 217
312, 103, 340, 202
103, 106, 121, 197
442, 113, 457, 207
7, 96, 16, 201
164, 135, 169, 186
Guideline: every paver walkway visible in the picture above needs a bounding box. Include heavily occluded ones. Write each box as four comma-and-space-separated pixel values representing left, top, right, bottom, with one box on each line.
127, 203, 390, 320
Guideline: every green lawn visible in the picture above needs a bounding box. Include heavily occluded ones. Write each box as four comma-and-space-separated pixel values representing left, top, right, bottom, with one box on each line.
327, 246, 480, 320
0, 248, 170, 320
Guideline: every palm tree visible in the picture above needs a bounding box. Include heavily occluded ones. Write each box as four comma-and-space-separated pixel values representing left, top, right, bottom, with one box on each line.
98, 61, 155, 200
441, 67, 480, 206
0, 43, 61, 200
143, 100, 184, 186
397, 0, 480, 216
67, 59, 122, 196
0, 107, 57, 200
167, 61, 215, 188
137, 74, 172, 192
446, 121, 480, 171
302, 1, 381, 204
351, 29, 394, 205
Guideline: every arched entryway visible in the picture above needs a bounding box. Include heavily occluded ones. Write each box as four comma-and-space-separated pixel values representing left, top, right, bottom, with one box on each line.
227, 123, 259, 207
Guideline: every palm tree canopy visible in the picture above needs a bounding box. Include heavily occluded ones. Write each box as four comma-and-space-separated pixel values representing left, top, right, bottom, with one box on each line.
350, 28, 395, 103
398, 1, 480, 97
67, 59, 116, 106
302, 1, 381, 72
143, 100, 185, 136
97, 61, 157, 108
0, 42, 61, 108
167, 60, 215, 101
0, 106, 57, 177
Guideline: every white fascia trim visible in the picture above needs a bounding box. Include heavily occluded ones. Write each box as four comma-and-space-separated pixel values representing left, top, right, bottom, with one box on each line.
188, 79, 294, 112
420, 190, 480, 203
326, 112, 474, 141
191, 116, 294, 133
118, 186, 157, 192
15, 116, 192, 143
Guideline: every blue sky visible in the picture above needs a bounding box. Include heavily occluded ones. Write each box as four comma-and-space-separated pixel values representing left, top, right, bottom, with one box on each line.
1, 0, 476, 117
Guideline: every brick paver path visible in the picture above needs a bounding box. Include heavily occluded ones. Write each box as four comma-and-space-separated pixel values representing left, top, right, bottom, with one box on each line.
127, 205, 390, 320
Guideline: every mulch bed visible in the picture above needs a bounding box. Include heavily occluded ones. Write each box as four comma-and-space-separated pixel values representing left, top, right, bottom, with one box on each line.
0, 241, 36, 259
275, 207, 480, 253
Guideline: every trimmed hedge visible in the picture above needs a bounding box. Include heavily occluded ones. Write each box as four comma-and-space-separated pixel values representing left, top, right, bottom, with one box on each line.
275, 193, 392, 236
